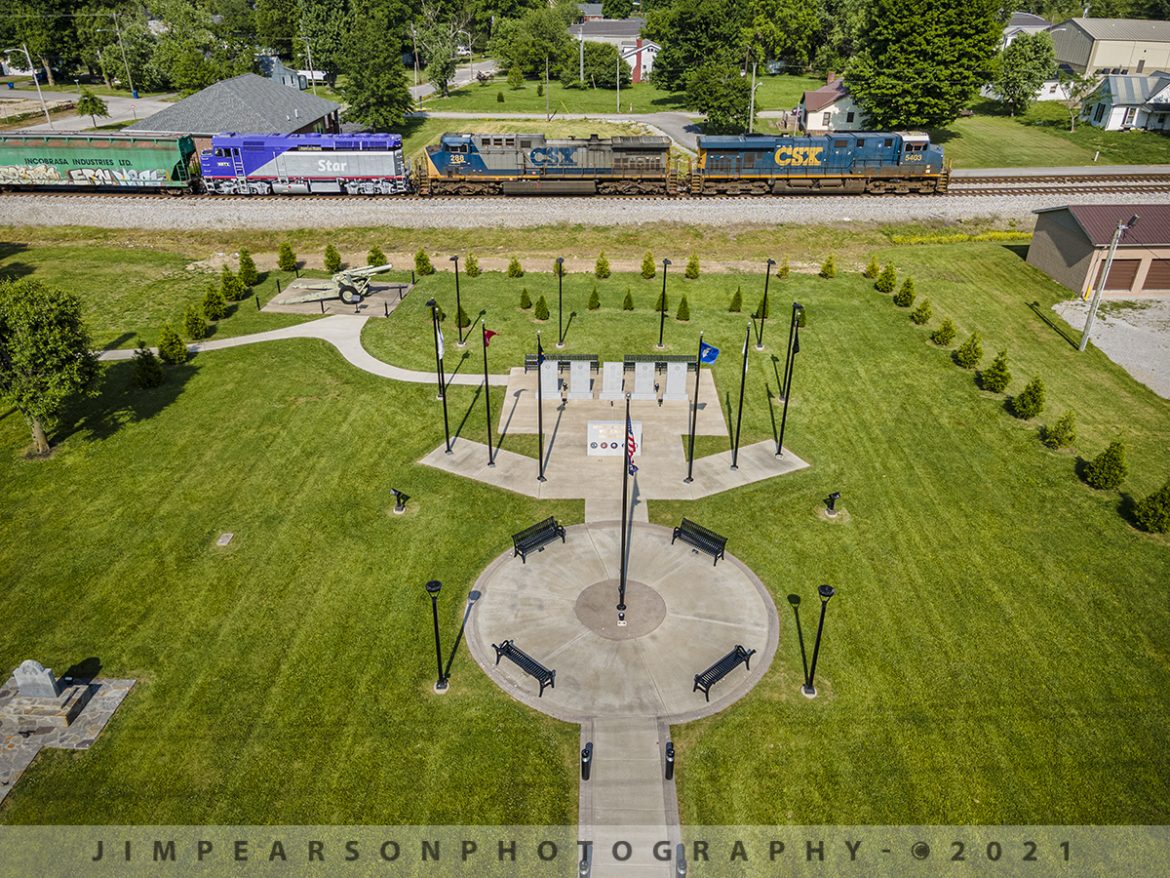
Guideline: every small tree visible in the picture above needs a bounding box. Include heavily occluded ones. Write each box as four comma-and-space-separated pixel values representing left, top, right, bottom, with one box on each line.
415, 249, 434, 276
777, 256, 789, 279
1059, 71, 1100, 132
1008, 377, 1046, 419
367, 245, 387, 266
203, 285, 228, 321
893, 277, 916, 307
497, 90, 505, 103
588, 287, 601, 310
622, 289, 634, 310
184, 304, 208, 340
131, 342, 164, 389
729, 286, 742, 312
1040, 410, 1076, 449
464, 253, 480, 277
752, 296, 769, 319
820, 255, 836, 278
1134, 480, 1170, 534
157, 323, 188, 365
0, 279, 99, 455
863, 255, 880, 278
595, 252, 611, 279
456, 304, 470, 329
519, 287, 533, 309
76, 88, 109, 128
953, 332, 983, 369
684, 253, 700, 279
910, 300, 932, 325
507, 257, 524, 278
534, 294, 550, 321
676, 295, 690, 321
221, 266, 248, 302
875, 264, 897, 293
641, 251, 656, 279
508, 65, 524, 89
930, 318, 956, 346
655, 289, 668, 313
1083, 441, 1127, 490
978, 350, 1011, 392
237, 247, 259, 286
278, 242, 298, 273
536, 82, 544, 97
324, 244, 342, 273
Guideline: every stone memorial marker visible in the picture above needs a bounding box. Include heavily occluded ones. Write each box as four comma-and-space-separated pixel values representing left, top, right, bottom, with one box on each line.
662, 361, 689, 402
540, 360, 560, 396
567, 360, 593, 400
14, 660, 60, 699
631, 362, 657, 401
599, 362, 624, 400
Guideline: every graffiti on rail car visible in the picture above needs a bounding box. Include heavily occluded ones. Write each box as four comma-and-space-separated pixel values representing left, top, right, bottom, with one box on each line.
0, 164, 167, 186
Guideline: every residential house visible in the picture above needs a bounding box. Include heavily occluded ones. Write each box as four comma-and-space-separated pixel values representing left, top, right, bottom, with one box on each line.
1028, 204, 1170, 297
1003, 11, 1050, 47
1081, 72, 1170, 130
568, 18, 659, 83
577, 2, 604, 21
1049, 18, 1170, 75
798, 77, 867, 133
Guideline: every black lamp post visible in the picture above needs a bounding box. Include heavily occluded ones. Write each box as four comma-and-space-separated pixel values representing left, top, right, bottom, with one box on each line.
656, 258, 672, 349
450, 255, 465, 347
425, 580, 448, 692
756, 257, 775, 351
802, 584, 836, 697
776, 304, 802, 456
426, 298, 452, 454
556, 256, 565, 348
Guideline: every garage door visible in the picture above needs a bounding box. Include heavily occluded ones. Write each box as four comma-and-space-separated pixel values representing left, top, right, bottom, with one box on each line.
1142, 258, 1170, 291
1094, 258, 1141, 291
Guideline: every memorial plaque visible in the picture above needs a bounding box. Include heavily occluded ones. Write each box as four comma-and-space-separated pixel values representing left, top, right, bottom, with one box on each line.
631, 362, 657, 400
662, 361, 689, 401
567, 360, 593, 400
13, 660, 61, 699
587, 421, 642, 456
599, 362, 624, 400
540, 360, 560, 396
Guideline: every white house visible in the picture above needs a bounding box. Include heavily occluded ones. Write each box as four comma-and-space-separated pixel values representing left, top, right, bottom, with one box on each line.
567, 18, 659, 83
1003, 11, 1050, 47
1081, 72, 1170, 130
798, 78, 867, 132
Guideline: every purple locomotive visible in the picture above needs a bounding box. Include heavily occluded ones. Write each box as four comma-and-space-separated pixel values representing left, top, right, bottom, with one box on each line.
199, 132, 409, 195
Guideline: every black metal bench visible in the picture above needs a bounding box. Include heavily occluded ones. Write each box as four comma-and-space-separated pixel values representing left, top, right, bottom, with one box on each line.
693, 645, 755, 702
671, 518, 727, 566
512, 516, 566, 563
493, 640, 556, 697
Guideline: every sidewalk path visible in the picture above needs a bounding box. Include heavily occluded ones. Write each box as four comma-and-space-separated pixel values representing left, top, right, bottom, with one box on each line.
409, 60, 499, 101
15, 93, 176, 133
97, 314, 508, 387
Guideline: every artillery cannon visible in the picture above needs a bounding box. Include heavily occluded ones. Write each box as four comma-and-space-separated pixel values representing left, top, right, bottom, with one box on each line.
283, 263, 395, 305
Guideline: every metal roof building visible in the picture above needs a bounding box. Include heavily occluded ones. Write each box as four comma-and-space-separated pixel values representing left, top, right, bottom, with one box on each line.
1027, 204, 1170, 297
124, 74, 341, 140
1049, 18, 1170, 74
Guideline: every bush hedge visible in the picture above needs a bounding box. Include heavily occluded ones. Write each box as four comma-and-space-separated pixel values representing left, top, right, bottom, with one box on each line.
1083, 441, 1127, 490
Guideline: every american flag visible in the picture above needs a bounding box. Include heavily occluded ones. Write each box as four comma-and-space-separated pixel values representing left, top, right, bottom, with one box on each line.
626, 412, 638, 476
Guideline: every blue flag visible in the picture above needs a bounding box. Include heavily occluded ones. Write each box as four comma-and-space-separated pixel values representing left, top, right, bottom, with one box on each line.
626, 413, 638, 476
699, 341, 720, 364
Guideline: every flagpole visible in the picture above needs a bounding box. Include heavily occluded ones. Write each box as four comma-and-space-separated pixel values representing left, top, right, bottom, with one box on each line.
684, 331, 703, 483
536, 331, 547, 482
618, 393, 631, 622
483, 321, 495, 466
731, 323, 750, 469
781, 301, 798, 399
427, 298, 452, 454
777, 322, 799, 456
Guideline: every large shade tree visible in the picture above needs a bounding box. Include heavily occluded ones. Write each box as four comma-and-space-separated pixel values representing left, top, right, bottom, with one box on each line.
642, 0, 750, 92
341, 0, 414, 128
846, 0, 1001, 129
993, 31, 1056, 116
0, 279, 99, 456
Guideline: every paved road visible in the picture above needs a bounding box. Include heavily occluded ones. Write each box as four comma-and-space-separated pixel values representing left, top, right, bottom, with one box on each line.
409, 60, 498, 101
14, 92, 175, 133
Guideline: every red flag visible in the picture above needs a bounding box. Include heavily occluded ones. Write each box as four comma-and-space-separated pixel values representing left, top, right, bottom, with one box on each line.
483, 329, 498, 347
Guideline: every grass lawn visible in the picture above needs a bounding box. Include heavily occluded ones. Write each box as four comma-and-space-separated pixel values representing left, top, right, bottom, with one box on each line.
1, 230, 1168, 825
421, 73, 821, 116
933, 100, 1170, 168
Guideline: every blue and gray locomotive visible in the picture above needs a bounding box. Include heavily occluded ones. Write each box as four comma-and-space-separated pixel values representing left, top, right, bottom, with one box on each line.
693, 131, 946, 195
424, 132, 674, 195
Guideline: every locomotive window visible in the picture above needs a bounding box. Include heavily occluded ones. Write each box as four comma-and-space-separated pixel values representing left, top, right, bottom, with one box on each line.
520, 140, 532, 148
855, 139, 865, 148
883, 138, 893, 147
833, 140, 847, 148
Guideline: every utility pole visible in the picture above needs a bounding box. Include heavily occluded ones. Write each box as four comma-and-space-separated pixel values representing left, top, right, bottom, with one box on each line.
303, 39, 318, 95
19, 44, 52, 129
411, 25, 420, 87
545, 55, 550, 121
748, 61, 758, 134
1080, 215, 1139, 352
112, 12, 137, 99
579, 34, 585, 85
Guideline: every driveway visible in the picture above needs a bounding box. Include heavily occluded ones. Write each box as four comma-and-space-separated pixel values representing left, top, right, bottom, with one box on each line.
14, 92, 175, 133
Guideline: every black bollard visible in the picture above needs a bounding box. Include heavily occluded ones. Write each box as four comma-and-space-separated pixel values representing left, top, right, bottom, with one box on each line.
665, 742, 675, 780
580, 742, 593, 781
384, 301, 389, 317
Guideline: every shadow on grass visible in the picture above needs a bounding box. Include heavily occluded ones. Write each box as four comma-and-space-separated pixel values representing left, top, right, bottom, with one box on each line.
0, 241, 33, 281
1002, 244, 1030, 262
100, 332, 137, 351
452, 383, 483, 443
1117, 493, 1141, 529
787, 594, 809, 685
445, 350, 472, 387
443, 590, 481, 681
62, 656, 102, 684
54, 358, 196, 446
766, 382, 779, 449
1027, 300, 1080, 350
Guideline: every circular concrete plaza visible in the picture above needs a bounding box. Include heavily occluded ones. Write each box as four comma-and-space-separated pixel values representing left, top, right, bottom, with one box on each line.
467, 522, 779, 722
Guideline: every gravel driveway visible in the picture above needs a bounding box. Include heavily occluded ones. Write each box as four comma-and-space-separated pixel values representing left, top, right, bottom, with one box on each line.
1054, 298, 1170, 399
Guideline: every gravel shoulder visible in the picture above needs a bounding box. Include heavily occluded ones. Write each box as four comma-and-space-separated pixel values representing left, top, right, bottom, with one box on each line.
1053, 298, 1170, 400
0, 192, 1161, 231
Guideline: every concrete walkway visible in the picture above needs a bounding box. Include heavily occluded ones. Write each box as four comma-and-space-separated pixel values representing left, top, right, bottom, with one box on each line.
97, 314, 508, 387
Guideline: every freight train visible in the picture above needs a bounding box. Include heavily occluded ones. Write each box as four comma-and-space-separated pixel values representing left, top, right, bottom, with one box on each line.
0, 130, 948, 196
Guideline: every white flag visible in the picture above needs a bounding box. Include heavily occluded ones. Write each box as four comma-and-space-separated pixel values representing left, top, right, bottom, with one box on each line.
437, 327, 445, 361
